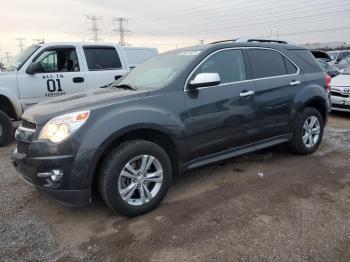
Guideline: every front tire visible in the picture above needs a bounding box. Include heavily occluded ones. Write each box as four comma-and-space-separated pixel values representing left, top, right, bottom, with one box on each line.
99, 140, 172, 217
290, 107, 324, 154
0, 110, 13, 147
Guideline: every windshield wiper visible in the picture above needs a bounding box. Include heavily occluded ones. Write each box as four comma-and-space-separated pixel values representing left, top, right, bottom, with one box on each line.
111, 84, 137, 91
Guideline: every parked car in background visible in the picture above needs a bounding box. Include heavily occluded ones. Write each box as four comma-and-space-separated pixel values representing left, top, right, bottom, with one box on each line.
327, 50, 350, 66
311, 50, 331, 62
12, 38, 331, 217
330, 66, 350, 112
317, 59, 339, 77
0, 42, 132, 146
123, 47, 159, 69
336, 57, 350, 72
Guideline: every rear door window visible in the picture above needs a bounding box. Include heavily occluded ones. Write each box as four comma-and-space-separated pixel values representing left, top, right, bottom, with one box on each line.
83, 47, 122, 70
284, 57, 298, 74
248, 49, 287, 78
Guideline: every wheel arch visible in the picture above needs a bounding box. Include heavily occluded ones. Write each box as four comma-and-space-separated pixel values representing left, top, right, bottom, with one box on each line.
0, 88, 23, 120
0, 94, 19, 120
302, 96, 328, 123
90, 126, 182, 193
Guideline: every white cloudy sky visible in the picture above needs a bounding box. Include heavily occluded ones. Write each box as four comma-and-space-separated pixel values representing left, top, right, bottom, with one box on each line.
1, 0, 350, 56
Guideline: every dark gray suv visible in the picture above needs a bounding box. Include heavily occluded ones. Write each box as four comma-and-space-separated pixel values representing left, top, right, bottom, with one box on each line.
12, 38, 331, 217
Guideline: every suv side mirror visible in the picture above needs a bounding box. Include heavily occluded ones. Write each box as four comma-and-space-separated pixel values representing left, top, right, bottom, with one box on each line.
188, 73, 221, 89
26, 62, 42, 74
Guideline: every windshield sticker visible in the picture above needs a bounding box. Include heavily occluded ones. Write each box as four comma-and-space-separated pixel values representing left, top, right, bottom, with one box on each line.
178, 51, 202, 56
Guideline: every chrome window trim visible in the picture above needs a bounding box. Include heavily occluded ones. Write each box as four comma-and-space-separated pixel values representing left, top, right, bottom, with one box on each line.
184, 47, 300, 91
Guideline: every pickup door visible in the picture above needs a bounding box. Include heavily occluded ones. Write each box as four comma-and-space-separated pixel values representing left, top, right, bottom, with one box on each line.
81, 45, 129, 89
17, 45, 87, 109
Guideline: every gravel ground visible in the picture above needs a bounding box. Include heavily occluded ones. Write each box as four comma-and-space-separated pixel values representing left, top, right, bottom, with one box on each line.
1, 112, 350, 262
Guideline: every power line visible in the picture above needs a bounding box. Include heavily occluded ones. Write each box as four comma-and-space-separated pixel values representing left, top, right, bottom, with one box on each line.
131, 0, 348, 29
131, 0, 232, 20
113, 18, 129, 46
85, 15, 103, 42
134, 9, 350, 36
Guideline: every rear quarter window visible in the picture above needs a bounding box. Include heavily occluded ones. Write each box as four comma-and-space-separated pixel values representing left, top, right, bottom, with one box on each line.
289, 49, 323, 73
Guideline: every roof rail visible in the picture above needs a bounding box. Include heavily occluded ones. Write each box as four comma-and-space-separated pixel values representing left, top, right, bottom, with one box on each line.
235, 37, 294, 44
210, 37, 295, 45
210, 39, 237, 44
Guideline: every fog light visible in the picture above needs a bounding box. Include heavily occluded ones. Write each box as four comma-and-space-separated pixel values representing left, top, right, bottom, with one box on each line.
37, 169, 63, 182
50, 170, 63, 182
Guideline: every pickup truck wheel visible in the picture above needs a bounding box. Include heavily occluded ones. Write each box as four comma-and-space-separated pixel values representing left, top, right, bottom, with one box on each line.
290, 107, 324, 155
99, 140, 172, 217
0, 110, 13, 146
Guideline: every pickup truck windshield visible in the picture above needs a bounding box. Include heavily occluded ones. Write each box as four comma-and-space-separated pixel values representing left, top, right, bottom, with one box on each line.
4, 45, 40, 71
113, 50, 201, 90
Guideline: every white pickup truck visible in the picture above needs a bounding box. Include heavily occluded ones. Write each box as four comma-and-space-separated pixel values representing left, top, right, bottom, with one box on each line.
0, 42, 157, 145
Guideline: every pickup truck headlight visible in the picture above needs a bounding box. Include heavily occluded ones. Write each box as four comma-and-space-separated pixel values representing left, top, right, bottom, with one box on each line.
39, 111, 90, 143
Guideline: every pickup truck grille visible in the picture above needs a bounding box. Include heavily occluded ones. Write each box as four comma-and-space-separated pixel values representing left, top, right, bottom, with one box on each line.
21, 119, 37, 130
17, 141, 30, 154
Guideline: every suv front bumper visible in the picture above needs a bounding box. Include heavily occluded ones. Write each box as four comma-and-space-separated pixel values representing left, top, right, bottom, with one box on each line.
11, 145, 92, 207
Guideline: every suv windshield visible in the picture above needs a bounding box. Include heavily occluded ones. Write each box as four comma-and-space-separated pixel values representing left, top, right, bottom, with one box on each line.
4, 45, 40, 71
112, 50, 201, 90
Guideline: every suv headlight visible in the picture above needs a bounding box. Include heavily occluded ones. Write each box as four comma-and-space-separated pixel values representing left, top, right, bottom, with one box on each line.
39, 111, 90, 143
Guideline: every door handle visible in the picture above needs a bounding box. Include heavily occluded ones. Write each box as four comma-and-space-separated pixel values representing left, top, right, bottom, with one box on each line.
289, 80, 301, 86
240, 90, 255, 98
115, 75, 122, 80
73, 77, 84, 83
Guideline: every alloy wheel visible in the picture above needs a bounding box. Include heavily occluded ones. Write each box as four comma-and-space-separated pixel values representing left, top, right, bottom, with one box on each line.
118, 155, 163, 206
302, 116, 321, 148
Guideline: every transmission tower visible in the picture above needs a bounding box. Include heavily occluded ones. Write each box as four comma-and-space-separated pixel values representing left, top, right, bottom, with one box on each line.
85, 15, 103, 42
113, 18, 129, 46
198, 39, 205, 45
15, 38, 26, 52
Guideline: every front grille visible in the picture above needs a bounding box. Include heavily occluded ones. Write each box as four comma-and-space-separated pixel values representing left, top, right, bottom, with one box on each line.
17, 141, 30, 154
332, 103, 350, 109
21, 119, 37, 130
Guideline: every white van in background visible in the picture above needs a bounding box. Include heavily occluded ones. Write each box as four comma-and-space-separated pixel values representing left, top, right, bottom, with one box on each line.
122, 47, 159, 69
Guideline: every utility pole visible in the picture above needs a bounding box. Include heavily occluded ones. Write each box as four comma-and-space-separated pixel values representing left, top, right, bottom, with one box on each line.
113, 18, 129, 46
85, 15, 103, 42
198, 39, 205, 45
15, 38, 26, 52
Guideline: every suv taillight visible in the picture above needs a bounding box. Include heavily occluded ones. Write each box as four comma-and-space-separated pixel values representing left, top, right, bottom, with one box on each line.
325, 74, 331, 92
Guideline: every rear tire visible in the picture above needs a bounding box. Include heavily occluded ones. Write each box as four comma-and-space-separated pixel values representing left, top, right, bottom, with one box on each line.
290, 107, 324, 155
0, 110, 13, 147
99, 140, 172, 217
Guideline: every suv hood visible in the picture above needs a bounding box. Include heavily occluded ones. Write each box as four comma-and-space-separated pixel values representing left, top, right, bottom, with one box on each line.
22, 88, 148, 125
331, 74, 350, 87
